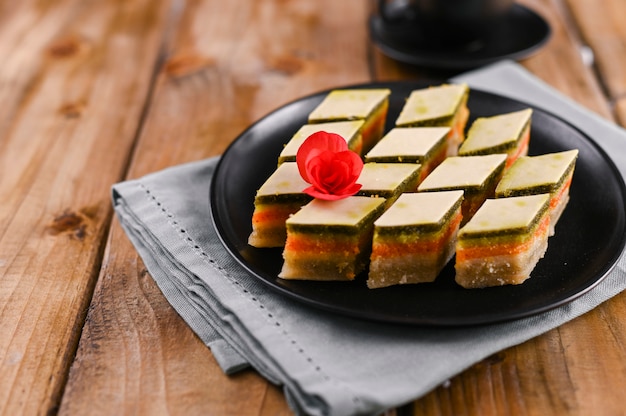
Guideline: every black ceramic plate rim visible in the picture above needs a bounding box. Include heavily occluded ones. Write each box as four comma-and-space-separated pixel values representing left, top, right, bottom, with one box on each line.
210, 81, 626, 327
368, 4, 551, 69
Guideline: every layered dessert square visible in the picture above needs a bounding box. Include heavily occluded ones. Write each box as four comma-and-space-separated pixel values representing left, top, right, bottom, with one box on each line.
308, 88, 391, 153
363, 127, 449, 182
394, 83, 470, 156
279, 196, 387, 281
248, 162, 312, 248
278, 120, 365, 165
417, 154, 507, 224
458, 109, 532, 168
368, 191, 464, 289
495, 149, 578, 235
356, 162, 422, 205
455, 194, 551, 288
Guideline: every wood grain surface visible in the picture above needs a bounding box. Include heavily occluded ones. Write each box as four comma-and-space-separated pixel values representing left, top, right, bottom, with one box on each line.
0, 0, 170, 414
1, 0, 624, 415
61, 0, 373, 414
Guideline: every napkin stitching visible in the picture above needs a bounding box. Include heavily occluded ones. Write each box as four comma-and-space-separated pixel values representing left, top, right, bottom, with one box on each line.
138, 181, 364, 409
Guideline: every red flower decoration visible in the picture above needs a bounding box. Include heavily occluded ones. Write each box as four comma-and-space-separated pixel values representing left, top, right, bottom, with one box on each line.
296, 131, 363, 200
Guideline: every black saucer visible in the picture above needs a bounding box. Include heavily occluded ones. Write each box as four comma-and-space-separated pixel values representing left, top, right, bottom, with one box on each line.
369, 4, 551, 69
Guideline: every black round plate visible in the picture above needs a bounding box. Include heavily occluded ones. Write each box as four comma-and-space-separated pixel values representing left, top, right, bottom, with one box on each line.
369, 4, 551, 69
210, 81, 626, 326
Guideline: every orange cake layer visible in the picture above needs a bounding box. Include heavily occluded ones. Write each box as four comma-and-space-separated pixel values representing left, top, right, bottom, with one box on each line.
505, 125, 530, 168
360, 99, 389, 153
448, 101, 470, 156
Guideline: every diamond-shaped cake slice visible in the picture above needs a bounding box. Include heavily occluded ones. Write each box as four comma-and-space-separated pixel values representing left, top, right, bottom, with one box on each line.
395, 84, 470, 156
279, 196, 387, 281
308, 88, 391, 153
278, 120, 365, 165
356, 162, 422, 205
364, 127, 449, 182
248, 162, 311, 248
455, 194, 551, 288
458, 109, 532, 168
368, 191, 464, 288
417, 154, 507, 224
495, 149, 578, 235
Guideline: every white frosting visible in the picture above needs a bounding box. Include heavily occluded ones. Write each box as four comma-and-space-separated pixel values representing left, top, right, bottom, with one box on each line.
459, 109, 532, 153
287, 196, 385, 226
395, 84, 467, 126
496, 149, 579, 192
279, 120, 364, 161
364, 127, 450, 160
374, 191, 463, 227
308, 89, 391, 121
418, 154, 507, 190
256, 162, 308, 196
460, 194, 550, 235
358, 163, 421, 193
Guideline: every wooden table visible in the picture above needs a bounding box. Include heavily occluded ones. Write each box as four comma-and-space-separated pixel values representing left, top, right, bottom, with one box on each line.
2, 0, 625, 414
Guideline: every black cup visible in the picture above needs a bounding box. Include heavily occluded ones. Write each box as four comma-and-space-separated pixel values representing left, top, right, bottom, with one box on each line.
378, 0, 514, 50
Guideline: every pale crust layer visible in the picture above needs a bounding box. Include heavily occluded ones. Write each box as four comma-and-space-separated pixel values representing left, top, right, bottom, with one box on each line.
279, 246, 370, 281
368, 235, 457, 288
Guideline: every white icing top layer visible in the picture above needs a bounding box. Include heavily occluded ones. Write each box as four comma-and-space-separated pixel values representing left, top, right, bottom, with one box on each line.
418, 154, 507, 191
358, 163, 421, 193
256, 162, 308, 196
459, 109, 532, 153
496, 149, 579, 193
374, 191, 464, 227
287, 196, 385, 227
364, 127, 450, 160
308, 89, 391, 121
460, 194, 550, 235
395, 84, 468, 126
279, 120, 364, 161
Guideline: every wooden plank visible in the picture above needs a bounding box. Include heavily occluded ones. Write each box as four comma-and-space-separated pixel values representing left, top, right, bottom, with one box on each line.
0, 0, 83, 138
566, 0, 626, 101
519, 0, 612, 119
59, 0, 373, 414
0, 0, 171, 414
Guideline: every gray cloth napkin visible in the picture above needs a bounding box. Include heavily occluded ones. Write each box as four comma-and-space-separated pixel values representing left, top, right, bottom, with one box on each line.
112, 61, 626, 416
